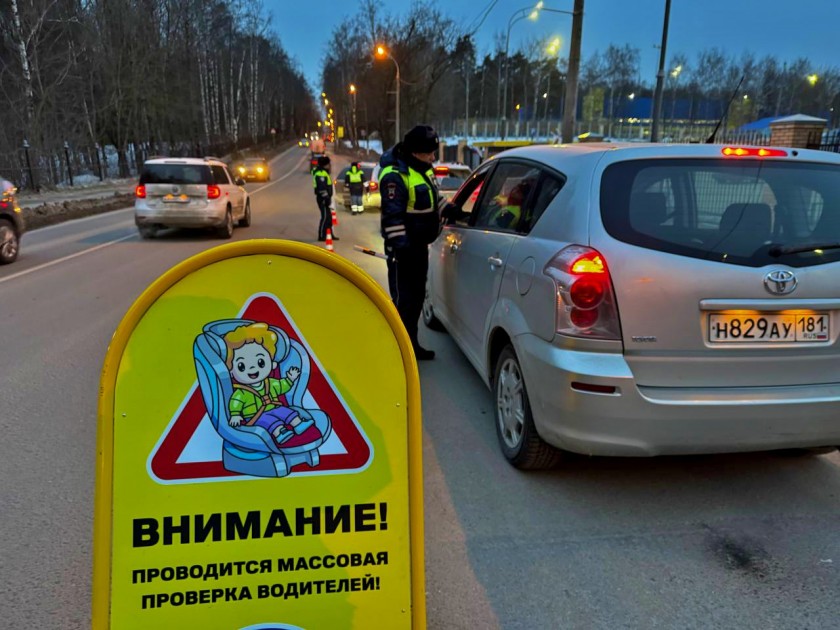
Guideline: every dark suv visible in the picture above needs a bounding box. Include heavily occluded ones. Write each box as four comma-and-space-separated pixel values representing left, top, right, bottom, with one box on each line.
0, 179, 24, 264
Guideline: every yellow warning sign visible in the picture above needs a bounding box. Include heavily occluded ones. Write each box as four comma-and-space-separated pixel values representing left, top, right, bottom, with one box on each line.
93, 240, 424, 629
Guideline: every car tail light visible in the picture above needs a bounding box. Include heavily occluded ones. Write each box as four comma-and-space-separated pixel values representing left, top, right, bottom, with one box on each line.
135, 185, 146, 199
369, 181, 379, 192
721, 146, 787, 158
433, 166, 450, 176
207, 184, 221, 199
544, 245, 621, 340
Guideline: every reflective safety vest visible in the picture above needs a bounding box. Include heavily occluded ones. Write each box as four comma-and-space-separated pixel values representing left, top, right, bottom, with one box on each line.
347, 167, 363, 183
491, 204, 521, 229
378, 164, 436, 213
312, 168, 332, 187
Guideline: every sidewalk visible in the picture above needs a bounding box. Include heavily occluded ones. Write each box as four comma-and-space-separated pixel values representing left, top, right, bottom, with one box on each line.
17, 178, 137, 209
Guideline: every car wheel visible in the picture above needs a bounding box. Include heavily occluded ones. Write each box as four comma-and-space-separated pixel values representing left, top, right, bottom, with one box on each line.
238, 201, 251, 227
217, 207, 234, 239
494, 344, 563, 469
422, 283, 445, 331
137, 225, 156, 240
0, 219, 20, 264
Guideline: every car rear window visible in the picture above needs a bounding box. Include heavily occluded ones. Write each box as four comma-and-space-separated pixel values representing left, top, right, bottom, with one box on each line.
140, 164, 212, 185
436, 176, 465, 190
600, 158, 840, 268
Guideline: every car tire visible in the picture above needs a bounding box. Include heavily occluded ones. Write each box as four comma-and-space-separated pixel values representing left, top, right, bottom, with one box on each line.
217, 207, 234, 239
0, 218, 20, 264
238, 201, 251, 227
494, 344, 563, 470
137, 225, 156, 240
422, 284, 445, 331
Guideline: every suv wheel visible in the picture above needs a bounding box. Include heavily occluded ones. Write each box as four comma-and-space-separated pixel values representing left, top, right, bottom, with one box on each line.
0, 219, 20, 264
494, 344, 562, 469
238, 201, 251, 227
217, 207, 234, 239
422, 283, 445, 331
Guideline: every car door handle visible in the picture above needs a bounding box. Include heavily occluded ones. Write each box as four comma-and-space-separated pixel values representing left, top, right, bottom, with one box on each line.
488, 256, 503, 267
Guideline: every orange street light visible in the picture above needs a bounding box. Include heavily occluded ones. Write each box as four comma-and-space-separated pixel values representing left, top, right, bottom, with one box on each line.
374, 44, 401, 140
349, 84, 356, 94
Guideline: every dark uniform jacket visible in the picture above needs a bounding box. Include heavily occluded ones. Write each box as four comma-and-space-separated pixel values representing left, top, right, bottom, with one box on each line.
379, 145, 440, 250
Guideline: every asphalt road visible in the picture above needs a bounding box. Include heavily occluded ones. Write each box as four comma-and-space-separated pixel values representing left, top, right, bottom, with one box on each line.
2, 145, 840, 629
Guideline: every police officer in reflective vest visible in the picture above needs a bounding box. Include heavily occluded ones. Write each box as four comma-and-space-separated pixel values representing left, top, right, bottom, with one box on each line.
346, 162, 366, 214
379, 125, 441, 360
313, 156, 338, 241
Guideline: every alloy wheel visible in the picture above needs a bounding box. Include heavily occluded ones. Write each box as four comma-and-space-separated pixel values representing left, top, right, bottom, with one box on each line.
496, 357, 525, 449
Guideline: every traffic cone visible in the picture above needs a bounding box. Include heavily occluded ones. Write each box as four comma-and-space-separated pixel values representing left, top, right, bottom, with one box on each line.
331, 208, 338, 226
325, 229, 334, 252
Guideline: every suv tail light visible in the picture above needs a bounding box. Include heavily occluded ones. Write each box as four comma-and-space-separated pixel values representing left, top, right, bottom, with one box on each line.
544, 245, 621, 340
207, 184, 222, 199
369, 181, 379, 192
135, 185, 146, 199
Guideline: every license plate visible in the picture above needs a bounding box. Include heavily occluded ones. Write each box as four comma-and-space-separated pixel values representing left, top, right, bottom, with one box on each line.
162, 193, 190, 203
708, 313, 830, 343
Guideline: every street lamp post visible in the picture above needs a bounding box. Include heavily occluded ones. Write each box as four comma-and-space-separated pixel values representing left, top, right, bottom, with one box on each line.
94, 142, 103, 182
502, 4, 540, 138
651, 0, 672, 142
501, 3, 578, 140
349, 84, 358, 149
375, 45, 400, 144
22, 139, 36, 191
63, 141, 74, 187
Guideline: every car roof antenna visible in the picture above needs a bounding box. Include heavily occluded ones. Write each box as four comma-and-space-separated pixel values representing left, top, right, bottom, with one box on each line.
706, 74, 745, 144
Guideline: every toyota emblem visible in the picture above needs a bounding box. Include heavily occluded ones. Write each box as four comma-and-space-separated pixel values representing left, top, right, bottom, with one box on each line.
764, 269, 797, 295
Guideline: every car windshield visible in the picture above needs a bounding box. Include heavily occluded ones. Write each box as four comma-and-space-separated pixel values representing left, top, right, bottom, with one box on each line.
600, 158, 840, 268
140, 164, 212, 185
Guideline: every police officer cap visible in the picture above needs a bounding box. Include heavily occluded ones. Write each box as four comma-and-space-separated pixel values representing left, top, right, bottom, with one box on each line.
403, 125, 439, 154
317, 155, 330, 168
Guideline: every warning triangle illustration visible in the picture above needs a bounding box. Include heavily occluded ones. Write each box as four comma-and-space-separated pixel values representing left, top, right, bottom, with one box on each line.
148, 293, 373, 483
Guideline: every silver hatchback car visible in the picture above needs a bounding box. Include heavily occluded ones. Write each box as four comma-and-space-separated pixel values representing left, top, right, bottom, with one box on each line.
134, 157, 251, 239
424, 143, 840, 468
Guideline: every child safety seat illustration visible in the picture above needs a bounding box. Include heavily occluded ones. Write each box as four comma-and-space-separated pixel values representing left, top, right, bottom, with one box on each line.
193, 319, 332, 478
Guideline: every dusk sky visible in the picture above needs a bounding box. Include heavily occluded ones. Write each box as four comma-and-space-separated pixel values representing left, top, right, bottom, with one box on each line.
268, 0, 840, 92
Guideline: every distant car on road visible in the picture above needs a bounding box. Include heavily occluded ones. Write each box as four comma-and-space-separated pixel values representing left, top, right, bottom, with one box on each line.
134, 157, 251, 239
232, 157, 271, 182
308, 153, 326, 174
0, 179, 24, 264
424, 142, 840, 469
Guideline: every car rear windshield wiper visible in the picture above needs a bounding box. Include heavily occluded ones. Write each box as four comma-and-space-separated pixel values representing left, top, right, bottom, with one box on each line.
768, 242, 840, 257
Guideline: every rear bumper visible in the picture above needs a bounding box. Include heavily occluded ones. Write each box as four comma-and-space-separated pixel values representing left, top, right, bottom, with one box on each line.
134, 201, 227, 228
517, 333, 840, 456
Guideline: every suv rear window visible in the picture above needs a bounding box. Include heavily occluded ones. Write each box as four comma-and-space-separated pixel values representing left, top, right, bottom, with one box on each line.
601, 158, 840, 268
140, 164, 212, 185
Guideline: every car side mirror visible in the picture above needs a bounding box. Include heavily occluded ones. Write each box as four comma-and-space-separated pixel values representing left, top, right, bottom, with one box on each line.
235, 178, 246, 187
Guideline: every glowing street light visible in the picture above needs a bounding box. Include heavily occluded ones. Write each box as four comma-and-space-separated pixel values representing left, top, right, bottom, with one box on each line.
375, 44, 401, 141
670, 64, 683, 79
628, 92, 636, 100
808, 73, 819, 86
349, 84, 356, 94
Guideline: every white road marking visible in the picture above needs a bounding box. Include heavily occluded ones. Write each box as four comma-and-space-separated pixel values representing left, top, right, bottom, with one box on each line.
0, 233, 136, 285
250, 153, 309, 195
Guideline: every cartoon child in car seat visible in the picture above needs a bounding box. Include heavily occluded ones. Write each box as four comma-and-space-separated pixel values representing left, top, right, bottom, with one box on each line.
224, 322, 314, 445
